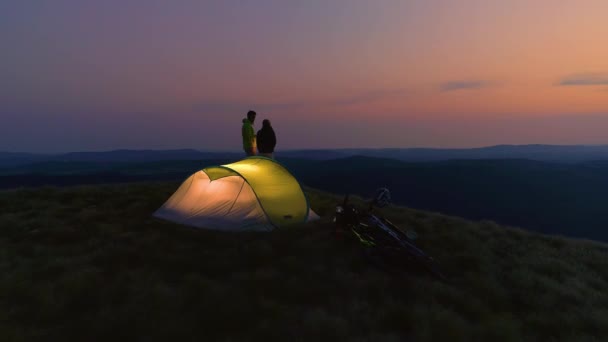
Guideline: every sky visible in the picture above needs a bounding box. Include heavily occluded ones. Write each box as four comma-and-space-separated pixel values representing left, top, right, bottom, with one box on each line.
1, 0, 607, 153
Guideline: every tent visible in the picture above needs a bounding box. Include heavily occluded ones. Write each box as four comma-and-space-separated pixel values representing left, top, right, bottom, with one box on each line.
154, 156, 319, 231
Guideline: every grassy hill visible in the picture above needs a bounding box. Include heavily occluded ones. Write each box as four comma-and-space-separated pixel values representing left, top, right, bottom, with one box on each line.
1, 183, 608, 341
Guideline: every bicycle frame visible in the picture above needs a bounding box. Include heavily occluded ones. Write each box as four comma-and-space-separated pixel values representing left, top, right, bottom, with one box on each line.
363, 214, 428, 259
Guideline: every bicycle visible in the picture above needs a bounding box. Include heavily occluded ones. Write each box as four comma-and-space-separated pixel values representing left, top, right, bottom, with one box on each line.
333, 188, 446, 280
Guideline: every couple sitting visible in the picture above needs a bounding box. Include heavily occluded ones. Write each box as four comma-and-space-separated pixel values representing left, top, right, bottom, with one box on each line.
241, 110, 276, 158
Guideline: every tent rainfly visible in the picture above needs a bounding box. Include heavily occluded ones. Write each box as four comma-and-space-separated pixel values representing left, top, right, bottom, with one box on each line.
154, 157, 319, 231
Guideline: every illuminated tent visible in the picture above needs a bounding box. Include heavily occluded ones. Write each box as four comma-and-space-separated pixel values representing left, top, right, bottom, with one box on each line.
154, 157, 319, 231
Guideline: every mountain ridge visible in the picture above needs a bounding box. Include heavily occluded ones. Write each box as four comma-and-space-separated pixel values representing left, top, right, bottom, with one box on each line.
3, 143, 608, 166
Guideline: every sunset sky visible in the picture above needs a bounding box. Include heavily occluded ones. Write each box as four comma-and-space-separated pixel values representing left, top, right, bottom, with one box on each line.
1, 0, 607, 152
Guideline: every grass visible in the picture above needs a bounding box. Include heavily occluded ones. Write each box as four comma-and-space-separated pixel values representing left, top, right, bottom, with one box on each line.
1, 182, 608, 341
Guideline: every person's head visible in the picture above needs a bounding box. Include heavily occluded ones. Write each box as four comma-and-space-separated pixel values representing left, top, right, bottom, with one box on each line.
262, 119, 271, 128
247, 110, 256, 123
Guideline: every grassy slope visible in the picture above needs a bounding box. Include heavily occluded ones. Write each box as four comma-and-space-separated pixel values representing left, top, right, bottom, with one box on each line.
1, 183, 608, 341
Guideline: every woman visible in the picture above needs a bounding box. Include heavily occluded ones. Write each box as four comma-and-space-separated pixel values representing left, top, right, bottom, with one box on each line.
256, 119, 277, 158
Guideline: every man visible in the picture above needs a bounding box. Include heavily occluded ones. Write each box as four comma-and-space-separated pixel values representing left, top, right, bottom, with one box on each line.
242, 110, 257, 156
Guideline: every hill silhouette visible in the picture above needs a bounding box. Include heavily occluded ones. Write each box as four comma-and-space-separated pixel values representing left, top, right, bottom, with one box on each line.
339, 144, 608, 162
1, 182, 607, 341
3, 144, 608, 169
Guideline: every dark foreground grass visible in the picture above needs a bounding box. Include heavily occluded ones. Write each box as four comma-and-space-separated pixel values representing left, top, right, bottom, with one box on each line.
1, 183, 608, 341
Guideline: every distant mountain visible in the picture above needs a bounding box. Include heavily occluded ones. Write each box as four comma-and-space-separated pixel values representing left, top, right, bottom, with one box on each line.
0, 152, 48, 168
337, 144, 608, 162
0, 149, 242, 169
3, 144, 608, 169
278, 149, 351, 160
56, 149, 241, 162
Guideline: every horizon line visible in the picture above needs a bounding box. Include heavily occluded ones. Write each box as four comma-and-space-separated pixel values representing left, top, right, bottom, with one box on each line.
3, 143, 608, 155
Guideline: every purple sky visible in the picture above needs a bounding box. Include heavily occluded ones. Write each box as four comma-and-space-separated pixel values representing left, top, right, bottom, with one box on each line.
1, 1, 607, 152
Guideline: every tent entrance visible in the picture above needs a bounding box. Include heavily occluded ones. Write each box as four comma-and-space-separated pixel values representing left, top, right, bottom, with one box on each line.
154, 172, 272, 231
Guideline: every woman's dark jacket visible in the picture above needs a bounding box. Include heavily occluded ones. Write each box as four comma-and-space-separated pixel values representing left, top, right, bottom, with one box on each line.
256, 126, 276, 153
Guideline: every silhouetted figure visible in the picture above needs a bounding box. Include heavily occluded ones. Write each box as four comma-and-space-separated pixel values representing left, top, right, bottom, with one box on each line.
256, 119, 276, 159
242, 110, 257, 156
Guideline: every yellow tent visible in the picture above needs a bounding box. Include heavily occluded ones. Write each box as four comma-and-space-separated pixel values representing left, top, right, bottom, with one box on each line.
154, 157, 319, 231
